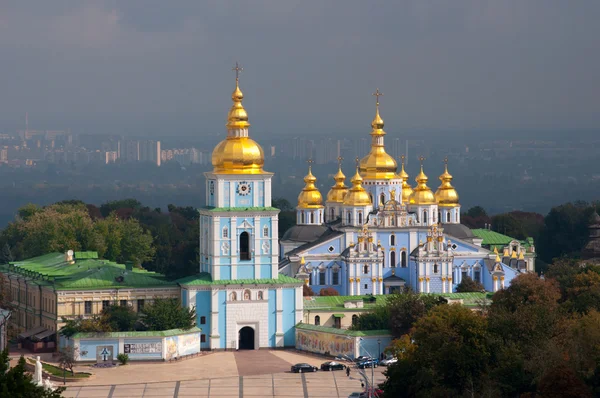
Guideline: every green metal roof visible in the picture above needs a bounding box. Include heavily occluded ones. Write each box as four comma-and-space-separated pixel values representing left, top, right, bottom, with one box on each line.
303, 295, 389, 312
296, 323, 391, 337
470, 229, 533, 247
74, 252, 98, 259
177, 272, 302, 286
71, 326, 202, 339
332, 314, 345, 318
435, 292, 493, 308
4, 253, 175, 290
201, 206, 280, 212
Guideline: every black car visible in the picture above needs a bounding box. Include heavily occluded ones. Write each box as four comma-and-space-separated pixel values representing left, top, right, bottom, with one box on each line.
291, 363, 318, 373
357, 358, 379, 369
320, 361, 347, 371
355, 356, 372, 363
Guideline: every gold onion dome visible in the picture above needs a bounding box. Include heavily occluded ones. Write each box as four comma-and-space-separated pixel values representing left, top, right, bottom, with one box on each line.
297, 164, 324, 209
212, 65, 265, 174
359, 90, 397, 180
409, 159, 436, 205
398, 156, 413, 204
343, 167, 372, 206
326, 162, 349, 203
435, 159, 460, 207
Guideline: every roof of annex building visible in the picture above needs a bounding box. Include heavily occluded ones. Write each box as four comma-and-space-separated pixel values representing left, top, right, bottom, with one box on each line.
177, 272, 303, 286
0, 252, 176, 290
471, 229, 534, 249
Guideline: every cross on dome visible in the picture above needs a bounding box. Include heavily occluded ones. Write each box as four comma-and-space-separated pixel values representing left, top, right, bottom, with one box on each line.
232, 62, 243, 82
372, 88, 383, 106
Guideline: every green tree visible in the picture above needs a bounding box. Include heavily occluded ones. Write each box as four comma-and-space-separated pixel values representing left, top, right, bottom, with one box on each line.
101, 305, 138, 332
119, 218, 155, 264
0, 349, 65, 397
491, 213, 527, 240
455, 275, 484, 293
302, 284, 314, 297
319, 287, 339, 296
141, 299, 195, 331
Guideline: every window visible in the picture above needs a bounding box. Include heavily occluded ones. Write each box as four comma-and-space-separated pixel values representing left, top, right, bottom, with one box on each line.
433, 263, 439, 273
447, 212, 451, 223
438, 211, 442, 223
222, 227, 228, 238
257, 291, 264, 300
310, 213, 314, 223
314, 316, 320, 326
363, 265, 369, 274
462, 270, 468, 280
401, 251, 407, 268
390, 251, 396, 268
319, 271, 326, 285
347, 212, 351, 224
474, 270, 481, 282
240, 232, 251, 260
380, 193, 385, 205
309, 273, 313, 286
364, 284, 368, 289
84, 301, 92, 315
120, 300, 127, 307
423, 211, 428, 225
263, 226, 269, 237
301, 212, 305, 224
358, 212, 363, 225
332, 270, 339, 285
334, 317, 341, 328
390, 235, 396, 246
330, 208, 335, 220
352, 315, 358, 326
137, 299, 145, 311
102, 300, 110, 310
328, 245, 335, 253
200, 316, 206, 325
201, 334, 206, 343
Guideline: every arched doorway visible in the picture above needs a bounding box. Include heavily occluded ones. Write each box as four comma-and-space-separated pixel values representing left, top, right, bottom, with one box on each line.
238, 326, 255, 350
240, 232, 251, 260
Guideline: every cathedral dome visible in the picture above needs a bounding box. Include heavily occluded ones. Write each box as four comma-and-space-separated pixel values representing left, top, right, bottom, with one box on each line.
343, 168, 372, 206
398, 156, 413, 204
435, 160, 460, 207
297, 165, 324, 209
326, 164, 349, 203
409, 161, 436, 205
211, 74, 266, 174
359, 93, 397, 180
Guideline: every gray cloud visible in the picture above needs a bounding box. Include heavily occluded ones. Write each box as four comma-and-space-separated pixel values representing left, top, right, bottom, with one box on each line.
0, 1, 598, 136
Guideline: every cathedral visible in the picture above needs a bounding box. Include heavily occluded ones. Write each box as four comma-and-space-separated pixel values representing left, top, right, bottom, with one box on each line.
279, 91, 536, 296
178, 65, 303, 350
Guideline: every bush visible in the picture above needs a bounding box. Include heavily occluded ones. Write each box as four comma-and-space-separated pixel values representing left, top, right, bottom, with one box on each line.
455, 276, 484, 293
303, 284, 314, 296
117, 353, 129, 365
319, 287, 339, 296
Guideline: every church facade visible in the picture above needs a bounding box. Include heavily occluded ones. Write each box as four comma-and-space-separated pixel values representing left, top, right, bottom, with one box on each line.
279, 93, 536, 296
178, 67, 303, 350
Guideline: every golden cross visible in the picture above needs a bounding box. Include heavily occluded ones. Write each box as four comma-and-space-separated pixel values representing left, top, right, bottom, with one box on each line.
372, 88, 383, 106
306, 158, 314, 166
232, 62, 243, 81
401, 154, 405, 165
337, 156, 343, 167
444, 157, 448, 165
419, 155, 425, 164
355, 156, 360, 167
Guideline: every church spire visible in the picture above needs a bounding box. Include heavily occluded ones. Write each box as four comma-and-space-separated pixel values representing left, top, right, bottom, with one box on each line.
226, 62, 250, 130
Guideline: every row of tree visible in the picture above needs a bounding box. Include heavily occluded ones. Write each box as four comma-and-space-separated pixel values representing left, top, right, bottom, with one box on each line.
377, 260, 600, 397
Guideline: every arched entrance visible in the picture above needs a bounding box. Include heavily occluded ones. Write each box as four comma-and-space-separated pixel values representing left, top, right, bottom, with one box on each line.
238, 326, 255, 350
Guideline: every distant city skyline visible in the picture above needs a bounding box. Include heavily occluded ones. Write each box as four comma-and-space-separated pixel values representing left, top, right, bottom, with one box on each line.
0, 1, 599, 137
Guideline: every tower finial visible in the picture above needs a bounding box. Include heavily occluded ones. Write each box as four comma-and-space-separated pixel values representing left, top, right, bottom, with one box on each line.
355, 156, 360, 168
372, 88, 383, 107
419, 156, 425, 170
232, 61, 243, 83
337, 156, 343, 168
306, 158, 314, 172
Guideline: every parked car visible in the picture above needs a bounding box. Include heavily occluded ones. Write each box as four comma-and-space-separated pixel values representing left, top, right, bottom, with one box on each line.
354, 355, 372, 362
348, 393, 367, 398
380, 356, 398, 366
357, 358, 379, 369
320, 361, 347, 371
291, 363, 318, 373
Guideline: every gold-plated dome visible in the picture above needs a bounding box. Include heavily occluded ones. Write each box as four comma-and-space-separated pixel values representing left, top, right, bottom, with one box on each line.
359, 90, 397, 180
398, 155, 413, 204
435, 159, 460, 207
211, 64, 266, 174
409, 158, 436, 205
343, 167, 372, 206
297, 164, 324, 209
326, 160, 349, 203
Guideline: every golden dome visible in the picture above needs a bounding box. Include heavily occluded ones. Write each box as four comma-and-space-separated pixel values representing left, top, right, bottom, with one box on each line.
435, 159, 460, 207
398, 155, 413, 204
409, 160, 436, 205
343, 168, 372, 206
326, 163, 349, 203
297, 165, 324, 209
359, 92, 397, 180
211, 69, 266, 174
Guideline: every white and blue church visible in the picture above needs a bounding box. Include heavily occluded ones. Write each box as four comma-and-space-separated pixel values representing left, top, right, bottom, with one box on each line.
178, 68, 303, 351
279, 93, 536, 297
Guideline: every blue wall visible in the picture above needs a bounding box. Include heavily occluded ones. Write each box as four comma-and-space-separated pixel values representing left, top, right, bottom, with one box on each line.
79, 339, 119, 361
218, 290, 227, 349
261, 264, 272, 279
123, 338, 162, 360
268, 289, 277, 347
181, 289, 188, 307
195, 290, 211, 349
237, 265, 254, 279
282, 288, 296, 346
358, 336, 393, 359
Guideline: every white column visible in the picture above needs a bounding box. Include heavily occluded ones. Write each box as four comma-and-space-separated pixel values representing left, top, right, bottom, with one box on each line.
276, 289, 284, 347
217, 180, 225, 207
356, 278, 361, 295
210, 290, 220, 349
265, 178, 272, 207
254, 216, 261, 279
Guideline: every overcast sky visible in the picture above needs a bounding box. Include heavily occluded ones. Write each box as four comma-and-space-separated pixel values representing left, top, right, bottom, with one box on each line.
0, 1, 599, 137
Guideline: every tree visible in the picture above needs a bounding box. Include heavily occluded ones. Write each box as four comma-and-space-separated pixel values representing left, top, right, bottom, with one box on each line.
387, 292, 443, 337
537, 365, 593, 398
302, 284, 314, 297
565, 267, 600, 313
140, 299, 195, 331
491, 213, 527, 240
0, 349, 65, 397
319, 287, 339, 296
455, 275, 484, 293
101, 305, 138, 332
57, 346, 77, 376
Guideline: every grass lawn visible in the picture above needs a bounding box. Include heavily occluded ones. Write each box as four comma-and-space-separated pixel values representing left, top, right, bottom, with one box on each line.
28, 359, 91, 379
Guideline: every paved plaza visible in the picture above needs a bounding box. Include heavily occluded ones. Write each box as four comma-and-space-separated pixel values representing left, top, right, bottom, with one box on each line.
59, 350, 386, 398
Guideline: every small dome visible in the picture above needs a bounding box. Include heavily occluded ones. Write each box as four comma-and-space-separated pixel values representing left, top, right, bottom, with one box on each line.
409, 163, 436, 205
297, 166, 324, 209
435, 161, 460, 207
326, 165, 349, 203
398, 157, 413, 204
343, 169, 372, 206
359, 101, 397, 180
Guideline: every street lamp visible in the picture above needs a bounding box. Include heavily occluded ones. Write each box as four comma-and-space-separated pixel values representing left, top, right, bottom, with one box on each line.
377, 339, 381, 360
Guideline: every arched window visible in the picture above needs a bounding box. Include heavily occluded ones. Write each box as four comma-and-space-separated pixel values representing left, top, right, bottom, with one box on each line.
369, 194, 373, 204
222, 227, 228, 238
390, 251, 396, 267
433, 263, 439, 273
240, 232, 251, 260
320, 213, 323, 223
301, 212, 305, 224
363, 265, 369, 274
230, 292, 237, 301
315, 315, 320, 326
423, 210, 428, 225
390, 234, 396, 246
200, 316, 206, 325
447, 212, 451, 223
310, 212, 314, 224
330, 208, 335, 220
438, 211, 441, 223
401, 251, 407, 267
347, 212, 351, 224
358, 212, 363, 225
257, 291, 264, 300
352, 315, 358, 326
380, 193, 385, 205
263, 226, 269, 237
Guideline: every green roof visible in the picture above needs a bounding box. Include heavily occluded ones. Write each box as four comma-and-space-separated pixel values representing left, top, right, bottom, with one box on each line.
177, 272, 302, 286
434, 292, 493, 308
296, 323, 391, 337
303, 295, 390, 312
201, 206, 280, 212
471, 229, 533, 248
74, 252, 98, 259
71, 326, 202, 339
3, 253, 175, 290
